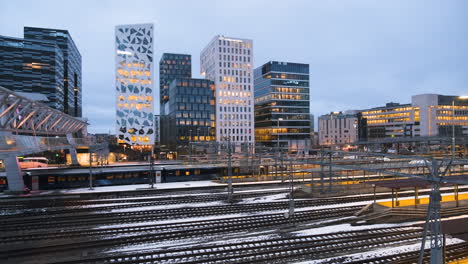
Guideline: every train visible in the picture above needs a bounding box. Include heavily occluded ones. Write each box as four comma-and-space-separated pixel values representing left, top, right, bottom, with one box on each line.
0, 164, 242, 191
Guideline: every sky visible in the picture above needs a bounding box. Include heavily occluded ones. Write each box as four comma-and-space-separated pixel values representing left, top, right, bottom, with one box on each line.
1, 0, 467, 133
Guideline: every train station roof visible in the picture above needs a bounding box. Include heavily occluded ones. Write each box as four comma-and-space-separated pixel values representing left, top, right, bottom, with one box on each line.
368, 174, 468, 189
368, 178, 435, 189
441, 217, 468, 240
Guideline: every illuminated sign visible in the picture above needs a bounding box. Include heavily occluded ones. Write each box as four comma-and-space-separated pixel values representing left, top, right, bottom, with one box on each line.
117, 50, 133, 56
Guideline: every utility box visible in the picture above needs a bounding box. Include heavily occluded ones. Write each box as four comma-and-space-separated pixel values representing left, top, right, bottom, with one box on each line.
31, 176, 39, 191
155, 170, 162, 183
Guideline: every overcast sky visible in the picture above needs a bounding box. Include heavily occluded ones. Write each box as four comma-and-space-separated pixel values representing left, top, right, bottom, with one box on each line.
1, 0, 467, 133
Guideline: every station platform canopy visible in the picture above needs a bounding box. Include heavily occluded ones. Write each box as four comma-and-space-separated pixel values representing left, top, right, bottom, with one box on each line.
368, 174, 468, 189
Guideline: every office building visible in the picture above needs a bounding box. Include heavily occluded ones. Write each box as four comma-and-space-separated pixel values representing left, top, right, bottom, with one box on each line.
200, 35, 254, 151
318, 93, 468, 145
318, 111, 358, 145
160, 78, 216, 150
412, 94, 468, 137
254, 61, 311, 152
159, 53, 191, 115
0, 27, 82, 116
360, 102, 420, 139
115, 23, 155, 146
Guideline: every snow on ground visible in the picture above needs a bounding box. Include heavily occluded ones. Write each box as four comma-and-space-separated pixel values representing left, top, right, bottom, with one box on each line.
294, 237, 465, 264
293, 222, 419, 237
94, 212, 262, 229
51, 180, 223, 194
240, 193, 288, 203
110, 201, 225, 213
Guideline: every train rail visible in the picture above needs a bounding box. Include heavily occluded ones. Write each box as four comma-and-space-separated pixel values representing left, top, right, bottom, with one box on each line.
2, 184, 467, 221
37, 226, 423, 264
0, 206, 362, 258
341, 241, 468, 264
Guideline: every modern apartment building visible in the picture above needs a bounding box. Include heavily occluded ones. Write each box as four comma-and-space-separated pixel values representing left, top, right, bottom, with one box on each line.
318, 111, 358, 145
200, 35, 254, 151
115, 23, 155, 146
254, 61, 311, 152
160, 78, 216, 150
159, 53, 191, 115
0, 27, 82, 116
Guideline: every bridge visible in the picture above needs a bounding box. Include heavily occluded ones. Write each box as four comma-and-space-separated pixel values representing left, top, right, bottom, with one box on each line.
0, 86, 94, 192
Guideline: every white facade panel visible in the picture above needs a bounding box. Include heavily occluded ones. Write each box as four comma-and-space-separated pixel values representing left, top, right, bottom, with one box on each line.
115, 23, 155, 145
200, 35, 254, 149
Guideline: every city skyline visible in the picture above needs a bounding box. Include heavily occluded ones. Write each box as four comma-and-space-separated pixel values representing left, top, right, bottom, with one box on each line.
1, 0, 467, 133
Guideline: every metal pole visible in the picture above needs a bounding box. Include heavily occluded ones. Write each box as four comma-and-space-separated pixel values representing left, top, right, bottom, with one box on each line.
150, 146, 154, 188
328, 152, 332, 192
227, 136, 233, 202
452, 100, 455, 161
88, 147, 93, 190
320, 146, 324, 193
189, 129, 192, 165
289, 159, 295, 224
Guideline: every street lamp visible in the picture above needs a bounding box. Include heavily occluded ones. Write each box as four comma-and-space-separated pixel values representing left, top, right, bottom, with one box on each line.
452, 96, 468, 160
276, 117, 283, 182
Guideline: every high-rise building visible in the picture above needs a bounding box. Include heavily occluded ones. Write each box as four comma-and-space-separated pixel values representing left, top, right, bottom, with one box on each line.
254, 61, 311, 153
0, 27, 82, 116
115, 23, 155, 146
160, 78, 216, 150
200, 35, 254, 151
159, 53, 191, 115
24, 27, 82, 117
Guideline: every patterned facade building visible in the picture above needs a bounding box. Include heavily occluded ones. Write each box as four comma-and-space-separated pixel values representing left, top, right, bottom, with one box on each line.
200, 35, 254, 151
159, 53, 191, 115
115, 23, 155, 145
0, 27, 81, 117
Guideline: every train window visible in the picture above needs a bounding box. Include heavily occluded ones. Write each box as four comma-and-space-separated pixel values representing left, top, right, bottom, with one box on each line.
0, 178, 6, 184
185, 171, 190, 176
195, 169, 200, 175
58, 177, 65, 182
48, 177, 55, 183
116, 174, 123, 179
106, 175, 114, 180
78, 176, 85, 181
68, 176, 76, 182
175, 170, 180, 176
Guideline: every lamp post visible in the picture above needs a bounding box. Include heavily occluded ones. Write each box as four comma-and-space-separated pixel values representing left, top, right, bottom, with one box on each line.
452, 96, 468, 160
276, 117, 283, 182
189, 129, 192, 164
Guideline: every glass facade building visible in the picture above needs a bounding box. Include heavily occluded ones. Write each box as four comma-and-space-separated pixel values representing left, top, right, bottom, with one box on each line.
0, 27, 82, 117
159, 53, 191, 115
115, 23, 155, 146
254, 61, 311, 152
160, 78, 216, 150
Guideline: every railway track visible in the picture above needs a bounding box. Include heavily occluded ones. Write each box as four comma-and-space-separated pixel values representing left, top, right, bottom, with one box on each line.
36, 226, 423, 264
0, 206, 362, 258
0, 189, 288, 210
0, 199, 363, 232
2, 184, 466, 219
340, 241, 468, 264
